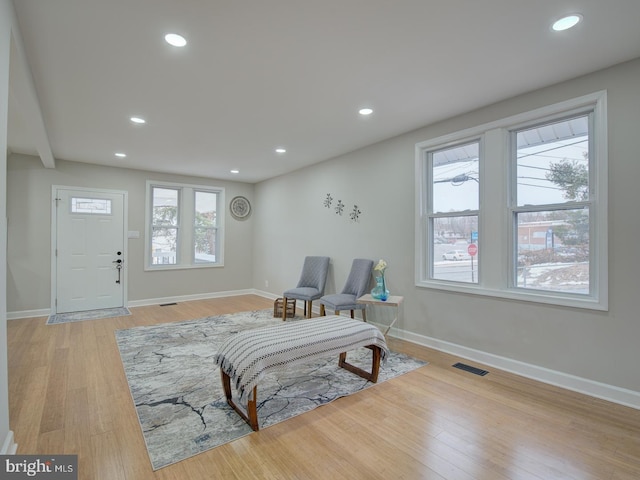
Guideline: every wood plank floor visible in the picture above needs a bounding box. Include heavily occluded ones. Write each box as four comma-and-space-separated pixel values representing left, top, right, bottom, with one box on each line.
7, 295, 640, 479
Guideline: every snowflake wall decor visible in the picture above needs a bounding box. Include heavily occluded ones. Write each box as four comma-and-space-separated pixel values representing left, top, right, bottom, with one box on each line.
349, 205, 361, 222
324, 192, 363, 222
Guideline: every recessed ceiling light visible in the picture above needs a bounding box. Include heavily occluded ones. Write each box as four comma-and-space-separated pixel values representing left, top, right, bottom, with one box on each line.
359, 108, 373, 116
165, 33, 187, 47
114, 152, 127, 158
275, 148, 286, 154
552, 14, 582, 31
130, 116, 146, 124
230, 169, 240, 174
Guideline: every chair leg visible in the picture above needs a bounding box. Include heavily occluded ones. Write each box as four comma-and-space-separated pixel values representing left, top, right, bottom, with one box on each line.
350, 310, 355, 319
320, 304, 325, 316
362, 308, 367, 322
306, 301, 312, 318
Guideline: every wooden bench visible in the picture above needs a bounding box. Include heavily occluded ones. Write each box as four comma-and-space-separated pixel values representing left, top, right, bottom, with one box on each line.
213, 315, 389, 431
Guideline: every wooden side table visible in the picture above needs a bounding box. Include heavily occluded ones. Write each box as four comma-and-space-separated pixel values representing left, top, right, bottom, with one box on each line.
356, 294, 404, 335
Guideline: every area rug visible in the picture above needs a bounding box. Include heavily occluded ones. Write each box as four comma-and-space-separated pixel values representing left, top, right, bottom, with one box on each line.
115, 309, 427, 470
47, 306, 131, 325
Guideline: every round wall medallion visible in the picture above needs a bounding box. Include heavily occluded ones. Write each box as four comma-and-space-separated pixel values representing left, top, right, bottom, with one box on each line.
230, 196, 251, 219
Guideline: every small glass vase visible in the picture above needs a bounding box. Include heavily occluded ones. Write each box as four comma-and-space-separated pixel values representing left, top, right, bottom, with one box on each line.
371, 272, 390, 301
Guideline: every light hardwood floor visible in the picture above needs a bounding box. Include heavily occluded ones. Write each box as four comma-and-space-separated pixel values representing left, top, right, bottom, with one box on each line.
7, 295, 640, 479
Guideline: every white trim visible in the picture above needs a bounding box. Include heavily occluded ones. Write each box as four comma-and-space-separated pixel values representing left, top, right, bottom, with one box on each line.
415, 91, 607, 152
144, 180, 225, 271
251, 289, 279, 301
10, 289, 636, 409
126, 289, 262, 308
6, 308, 49, 320
7, 289, 327, 319
415, 91, 608, 311
389, 325, 640, 411
7, 289, 276, 320
1, 430, 17, 454
51, 186, 129, 314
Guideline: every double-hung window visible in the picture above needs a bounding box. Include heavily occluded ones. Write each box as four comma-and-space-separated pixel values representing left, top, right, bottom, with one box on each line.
512, 115, 592, 295
428, 140, 480, 284
146, 181, 224, 269
416, 91, 607, 310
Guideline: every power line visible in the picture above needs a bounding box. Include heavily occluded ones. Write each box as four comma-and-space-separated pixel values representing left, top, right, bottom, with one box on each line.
517, 182, 563, 191
517, 138, 588, 161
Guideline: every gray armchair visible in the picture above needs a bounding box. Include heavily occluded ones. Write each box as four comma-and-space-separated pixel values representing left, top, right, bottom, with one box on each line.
282, 256, 330, 319
319, 258, 373, 321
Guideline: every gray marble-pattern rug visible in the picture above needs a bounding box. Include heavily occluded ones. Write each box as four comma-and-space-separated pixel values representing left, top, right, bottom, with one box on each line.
115, 309, 427, 470
47, 306, 131, 325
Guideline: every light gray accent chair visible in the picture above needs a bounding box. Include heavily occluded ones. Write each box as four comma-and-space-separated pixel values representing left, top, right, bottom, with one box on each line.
319, 258, 374, 321
282, 256, 331, 320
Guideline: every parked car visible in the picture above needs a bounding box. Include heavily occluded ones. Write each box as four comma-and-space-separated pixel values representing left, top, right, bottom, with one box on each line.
442, 250, 469, 261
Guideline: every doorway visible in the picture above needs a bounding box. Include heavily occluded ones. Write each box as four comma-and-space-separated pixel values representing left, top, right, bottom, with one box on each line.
52, 187, 127, 314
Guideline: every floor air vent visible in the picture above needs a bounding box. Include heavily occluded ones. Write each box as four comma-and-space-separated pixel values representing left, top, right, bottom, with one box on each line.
453, 362, 489, 376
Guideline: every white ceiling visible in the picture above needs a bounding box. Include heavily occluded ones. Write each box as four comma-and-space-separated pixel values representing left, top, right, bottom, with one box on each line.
7, 0, 640, 184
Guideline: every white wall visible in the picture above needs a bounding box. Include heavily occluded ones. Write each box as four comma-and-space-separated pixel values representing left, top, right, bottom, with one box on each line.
1, 0, 15, 455
6, 156, 255, 313
4, 20, 639, 417
253, 58, 640, 403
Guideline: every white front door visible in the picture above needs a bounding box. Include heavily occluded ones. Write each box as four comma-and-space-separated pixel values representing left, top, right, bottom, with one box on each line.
54, 187, 126, 314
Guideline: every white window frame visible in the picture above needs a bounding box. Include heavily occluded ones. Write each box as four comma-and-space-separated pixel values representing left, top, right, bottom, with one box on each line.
415, 91, 608, 310
192, 189, 220, 265
145, 180, 225, 270
426, 138, 481, 284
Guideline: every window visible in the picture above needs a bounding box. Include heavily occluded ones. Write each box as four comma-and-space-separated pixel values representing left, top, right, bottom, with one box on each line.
146, 181, 224, 269
416, 91, 607, 310
151, 187, 179, 265
512, 116, 591, 295
194, 190, 219, 264
429, 141, 479, 283
71, 197, 112, 214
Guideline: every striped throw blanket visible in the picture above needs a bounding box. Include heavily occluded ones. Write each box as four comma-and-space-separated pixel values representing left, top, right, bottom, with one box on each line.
213, 315, 389, 402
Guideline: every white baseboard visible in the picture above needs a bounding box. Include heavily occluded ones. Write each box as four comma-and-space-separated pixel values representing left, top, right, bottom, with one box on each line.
126, 288, 259, 308
8, 290, 267, 319
1, 430, 17, 454
251, 290, 279, 301
9, 291, 638, 410
389, 325, 640, 411
7, 308, 49, 320
7, 290, 311, 320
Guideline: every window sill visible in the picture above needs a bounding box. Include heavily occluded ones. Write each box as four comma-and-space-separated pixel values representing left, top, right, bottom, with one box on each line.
415, 279, 607, 311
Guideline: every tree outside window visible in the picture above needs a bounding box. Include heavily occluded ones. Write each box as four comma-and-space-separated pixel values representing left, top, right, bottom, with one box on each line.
147, 182, 224, 269
514, 115, 591, 294
416, 91, 607, 309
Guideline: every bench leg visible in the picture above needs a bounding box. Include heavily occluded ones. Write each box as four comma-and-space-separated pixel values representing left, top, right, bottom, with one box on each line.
220, 369, 260, 431
338, 345, 381, 383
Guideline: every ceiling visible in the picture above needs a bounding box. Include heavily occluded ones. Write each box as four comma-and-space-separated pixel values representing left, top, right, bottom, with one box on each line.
7, 1, 640, 184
